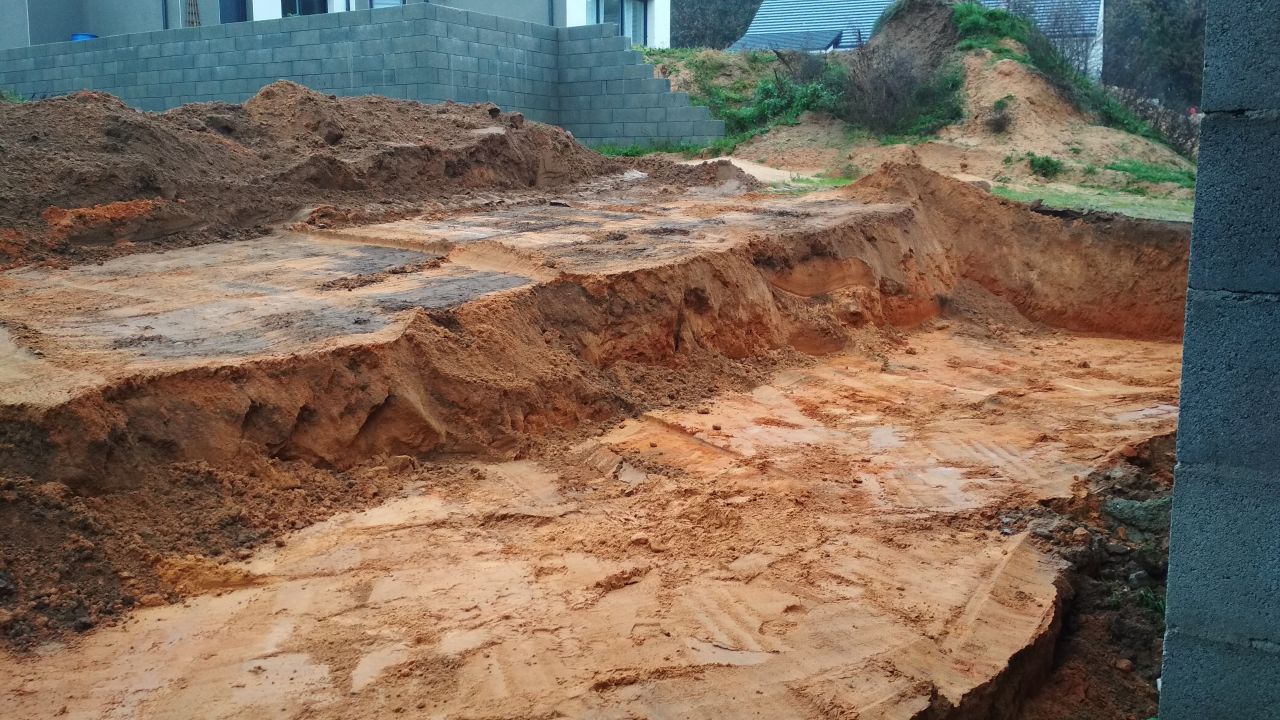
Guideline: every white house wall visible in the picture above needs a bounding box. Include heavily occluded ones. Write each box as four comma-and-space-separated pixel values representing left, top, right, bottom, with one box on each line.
434, 0, 553, 25
649, 0, 669, 48
0, 0, 31, 49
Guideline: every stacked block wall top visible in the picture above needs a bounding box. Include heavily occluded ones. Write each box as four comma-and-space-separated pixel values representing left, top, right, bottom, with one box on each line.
0, 5, 722, 149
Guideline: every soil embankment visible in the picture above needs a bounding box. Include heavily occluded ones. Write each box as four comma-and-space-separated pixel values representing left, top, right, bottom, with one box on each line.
845, 163, 1190, 338
0, 81, 748, 269
0, 163, 1186, 661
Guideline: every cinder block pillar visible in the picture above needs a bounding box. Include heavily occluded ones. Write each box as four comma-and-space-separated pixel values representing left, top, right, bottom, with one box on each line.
1161, 1, 1280, 717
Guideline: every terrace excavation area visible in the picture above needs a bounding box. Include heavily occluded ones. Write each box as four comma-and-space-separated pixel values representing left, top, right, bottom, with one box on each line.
0, 165, 1186, 719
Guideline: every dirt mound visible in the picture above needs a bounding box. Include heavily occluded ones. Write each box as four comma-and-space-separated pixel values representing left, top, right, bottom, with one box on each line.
860, 0, 959, 71
844, 162, 1190, 338
955, 54, 1084, 139
0, 82, 660, 268
0, 458, 439, 643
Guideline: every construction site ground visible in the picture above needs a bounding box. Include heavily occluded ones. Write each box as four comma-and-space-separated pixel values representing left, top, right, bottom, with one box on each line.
0, 15, 1196, 711
0, 165, 1185, 718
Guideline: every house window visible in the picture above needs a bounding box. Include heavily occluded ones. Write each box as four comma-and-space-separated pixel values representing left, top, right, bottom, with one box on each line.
371, 0, 405, 7
282, 0, 326, 16
220, 0, 248, 23
623, 0, 647, 45
589, 0, 647, 45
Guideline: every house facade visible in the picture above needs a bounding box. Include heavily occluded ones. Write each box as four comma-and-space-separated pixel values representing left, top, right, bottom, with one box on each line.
730, 0, 1105, 79
0, 0, 669, 50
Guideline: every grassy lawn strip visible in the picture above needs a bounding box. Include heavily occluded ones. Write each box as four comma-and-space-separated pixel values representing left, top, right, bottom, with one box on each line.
594, 142, 706, 158
993, 185, 1193, 223
1105, 159, 1196, 188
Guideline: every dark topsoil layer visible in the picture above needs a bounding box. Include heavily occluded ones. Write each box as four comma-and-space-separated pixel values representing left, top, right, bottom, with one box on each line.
0, 80, 747, 268
1012, 433, 1174, 720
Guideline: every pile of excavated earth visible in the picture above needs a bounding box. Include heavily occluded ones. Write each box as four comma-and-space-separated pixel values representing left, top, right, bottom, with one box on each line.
0, 80, 746, 269
1, 33, 1185, 720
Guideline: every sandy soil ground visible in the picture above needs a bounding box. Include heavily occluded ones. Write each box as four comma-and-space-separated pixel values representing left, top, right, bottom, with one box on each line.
0, 81, 753, 270
0, 163, 1185, 718
0, 305, 1179, 719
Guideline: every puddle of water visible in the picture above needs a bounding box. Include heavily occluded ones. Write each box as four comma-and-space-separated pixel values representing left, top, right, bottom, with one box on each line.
869, 426, 905, 449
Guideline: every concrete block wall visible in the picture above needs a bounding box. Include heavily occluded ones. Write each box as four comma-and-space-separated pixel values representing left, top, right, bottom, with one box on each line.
555, 24, 723, 147
1160, 0, 1280, 717
0, 4, 560, 121
0, 4, 722, 148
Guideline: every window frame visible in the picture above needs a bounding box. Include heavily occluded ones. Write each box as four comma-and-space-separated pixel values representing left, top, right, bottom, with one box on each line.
592, 0, 647, 45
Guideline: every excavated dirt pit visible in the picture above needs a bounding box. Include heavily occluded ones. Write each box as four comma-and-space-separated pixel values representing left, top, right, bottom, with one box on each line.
0, 167, 1186, 719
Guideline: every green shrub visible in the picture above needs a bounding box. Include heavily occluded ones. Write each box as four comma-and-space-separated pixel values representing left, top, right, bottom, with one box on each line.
714, 73, 840, 135
833, 48, 965, 137
0, 89, 23, 104
985, 95, 1015, 133
1027, 153, 1066, 179
953, 2, 1028, 45
1105, 159, 1196, 188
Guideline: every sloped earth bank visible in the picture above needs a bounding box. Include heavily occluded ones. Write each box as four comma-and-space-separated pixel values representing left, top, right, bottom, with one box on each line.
0, 165, 1184, 717
0, 81, 747, 269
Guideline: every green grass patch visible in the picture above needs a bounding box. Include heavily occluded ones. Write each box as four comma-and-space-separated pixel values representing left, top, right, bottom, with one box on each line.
710, 73, 841, 135
0, 89, 23, 103
1027, 153, 1066, 179
992, 184, 1194, 223
1105, 159, 1196, 188
594, 141, 706, 158
769, 175, 859, 195
900, 63, 965, 136
639, 47, 779, 113
641, 48, 841, 150
791, 176, 858, 188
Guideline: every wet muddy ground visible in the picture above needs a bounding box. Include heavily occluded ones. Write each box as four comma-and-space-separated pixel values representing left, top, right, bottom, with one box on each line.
0, 166, 1186, 719
1, 322, 1178, 719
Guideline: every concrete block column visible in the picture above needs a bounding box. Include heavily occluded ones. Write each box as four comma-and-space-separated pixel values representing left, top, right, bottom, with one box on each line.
1160, 1, 1280, 717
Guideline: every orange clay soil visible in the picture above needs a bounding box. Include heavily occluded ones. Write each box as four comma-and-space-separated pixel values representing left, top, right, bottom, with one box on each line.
0, 164, 1184, 718
0, 81, 751, 269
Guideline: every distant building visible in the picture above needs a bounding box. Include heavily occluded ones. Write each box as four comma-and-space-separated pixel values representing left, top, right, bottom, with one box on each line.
0, 0, 671, 51
729, 0, 1104, 79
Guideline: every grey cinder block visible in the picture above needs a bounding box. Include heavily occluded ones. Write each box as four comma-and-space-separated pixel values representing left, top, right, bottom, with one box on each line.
612, 107, 647, 123
1165, 463, 1280, 645
290, 29, 321, 46
622, 122, 658, 138
1189, 113, 1280, 294
1161, 628, 1280, 718
589, 65, 625, 81
622, 63, 653, 80
1201, 0, 1280, 111
1176, 287, 1280, 471
665, 105, 704, 122
464, 10, 499, 30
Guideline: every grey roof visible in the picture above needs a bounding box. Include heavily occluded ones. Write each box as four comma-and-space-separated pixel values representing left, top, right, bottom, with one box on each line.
730, 0, 1102, 52
993, 0, 1103, 38
731, 29, 846, 51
